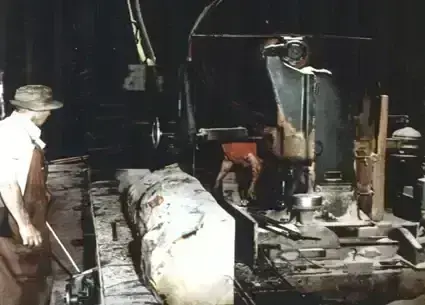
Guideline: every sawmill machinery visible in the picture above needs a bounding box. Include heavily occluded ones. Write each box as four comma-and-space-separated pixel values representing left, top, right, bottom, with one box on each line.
62, 0, 425, 304
156, 1, 425, 304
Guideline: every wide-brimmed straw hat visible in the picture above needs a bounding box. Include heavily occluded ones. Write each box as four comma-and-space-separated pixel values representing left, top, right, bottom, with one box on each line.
10, 85, 63, 111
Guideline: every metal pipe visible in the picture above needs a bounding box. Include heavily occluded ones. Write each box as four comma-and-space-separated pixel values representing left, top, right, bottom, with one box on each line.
49, 155, 89, 164
191, 34, 373, 41
189, 0, 224, 40
46, 221, 81, 273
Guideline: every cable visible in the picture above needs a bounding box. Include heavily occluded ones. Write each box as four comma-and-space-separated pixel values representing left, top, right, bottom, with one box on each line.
187, 0, 225, 61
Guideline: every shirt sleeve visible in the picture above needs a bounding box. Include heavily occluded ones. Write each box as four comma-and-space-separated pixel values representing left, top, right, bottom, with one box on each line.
0, 129, 28, 186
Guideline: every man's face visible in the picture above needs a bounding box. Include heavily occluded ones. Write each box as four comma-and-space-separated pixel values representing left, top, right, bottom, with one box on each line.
33, 110, 51, 126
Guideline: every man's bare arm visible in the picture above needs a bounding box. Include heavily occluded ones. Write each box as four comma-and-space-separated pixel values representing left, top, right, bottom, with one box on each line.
0, 182, 29, 226
0, 182, 42, 246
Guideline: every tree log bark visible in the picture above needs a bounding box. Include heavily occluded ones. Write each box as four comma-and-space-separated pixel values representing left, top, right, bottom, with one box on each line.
122, 164, 235, 305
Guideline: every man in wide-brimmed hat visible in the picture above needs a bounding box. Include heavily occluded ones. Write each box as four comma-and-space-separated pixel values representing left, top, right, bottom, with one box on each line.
0, 85, 62, 305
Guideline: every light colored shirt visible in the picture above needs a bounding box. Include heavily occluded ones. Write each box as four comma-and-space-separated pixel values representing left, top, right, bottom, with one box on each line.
0, 111, 45, 197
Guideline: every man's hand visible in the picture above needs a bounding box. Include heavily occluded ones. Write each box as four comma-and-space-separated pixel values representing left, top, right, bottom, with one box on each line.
19, 223, 42, 247
0, 182, 42, 247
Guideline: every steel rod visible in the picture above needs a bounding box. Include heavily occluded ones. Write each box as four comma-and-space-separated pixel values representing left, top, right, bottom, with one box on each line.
46, 221, 81, 273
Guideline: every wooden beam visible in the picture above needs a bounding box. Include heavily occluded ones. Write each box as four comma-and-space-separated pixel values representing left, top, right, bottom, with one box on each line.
371, 95, 388, 221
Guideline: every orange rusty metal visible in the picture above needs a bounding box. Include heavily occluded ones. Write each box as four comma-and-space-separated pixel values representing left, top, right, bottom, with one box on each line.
222, 142, 258, 167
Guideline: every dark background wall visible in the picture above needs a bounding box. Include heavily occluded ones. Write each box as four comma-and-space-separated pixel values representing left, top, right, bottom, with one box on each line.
2, 0, 90, 159
0, 0, 6, 69
0, 0, 424, 161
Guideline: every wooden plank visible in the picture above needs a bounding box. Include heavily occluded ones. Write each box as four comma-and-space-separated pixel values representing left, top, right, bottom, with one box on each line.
371, 95, 389, 221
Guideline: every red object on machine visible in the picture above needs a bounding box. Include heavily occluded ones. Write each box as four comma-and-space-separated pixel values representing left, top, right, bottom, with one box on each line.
222, 142, 258, 167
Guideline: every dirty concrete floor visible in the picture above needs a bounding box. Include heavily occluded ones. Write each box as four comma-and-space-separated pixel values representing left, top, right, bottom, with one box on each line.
47, 161, 89, 305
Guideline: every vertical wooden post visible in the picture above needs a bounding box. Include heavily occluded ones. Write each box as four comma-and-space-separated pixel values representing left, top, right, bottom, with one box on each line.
355, 94, 375, 218
371, 95, 389, 221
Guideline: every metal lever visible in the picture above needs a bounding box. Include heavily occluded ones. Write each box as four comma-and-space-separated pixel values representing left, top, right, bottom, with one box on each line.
47, 222, 98, 305
46, 221, 81, 274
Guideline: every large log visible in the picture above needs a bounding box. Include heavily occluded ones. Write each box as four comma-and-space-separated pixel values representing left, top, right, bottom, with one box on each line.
122, 164, 235, 305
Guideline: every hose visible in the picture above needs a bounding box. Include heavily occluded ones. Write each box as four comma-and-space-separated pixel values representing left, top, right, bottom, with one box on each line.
125, 0, 147, 64
133, 0, 156, 64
